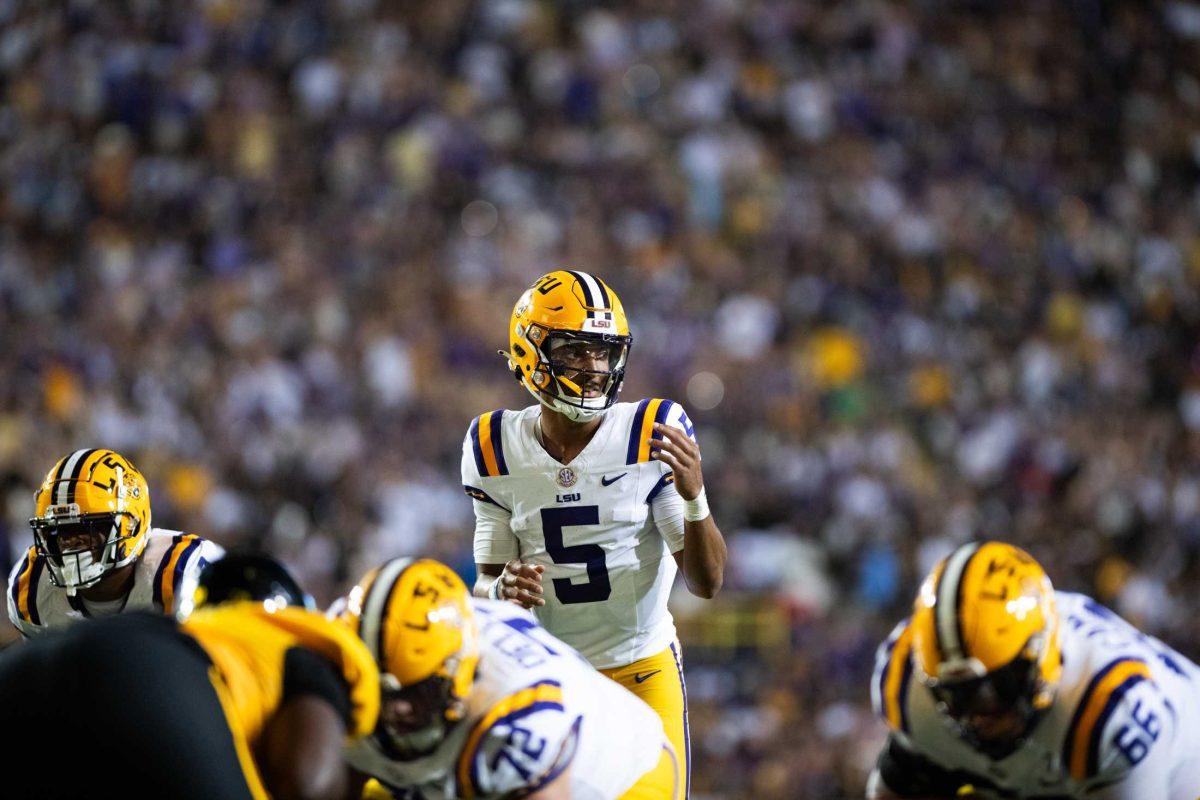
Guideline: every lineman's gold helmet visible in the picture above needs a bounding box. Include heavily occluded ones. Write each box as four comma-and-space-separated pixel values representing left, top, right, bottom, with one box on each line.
339, 558, 479, 759
911, 541, 1062, 757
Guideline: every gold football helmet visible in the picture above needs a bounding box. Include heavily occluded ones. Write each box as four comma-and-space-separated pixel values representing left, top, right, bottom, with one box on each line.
28, 449, 152, 594
911, 541, 1062, 757
503, 270, 631, 422
338, 558, 479, 759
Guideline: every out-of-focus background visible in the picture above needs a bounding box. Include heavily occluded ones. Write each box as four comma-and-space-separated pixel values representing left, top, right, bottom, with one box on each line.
3, 1, 1200, 796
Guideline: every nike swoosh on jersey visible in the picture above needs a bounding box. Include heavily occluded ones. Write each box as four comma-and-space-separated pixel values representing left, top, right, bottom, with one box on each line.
633, 669, 661, 683
601, 472, 627, 487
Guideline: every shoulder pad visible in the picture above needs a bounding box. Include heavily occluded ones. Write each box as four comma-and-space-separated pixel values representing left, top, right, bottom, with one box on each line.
7, 546, 45, 632
871, 619, 916, 734
455, 680, 579, 799
1063, 657, 1160, 782
152, 533, 207, 613
626, 398, 692, 464
466, 410, 510, 478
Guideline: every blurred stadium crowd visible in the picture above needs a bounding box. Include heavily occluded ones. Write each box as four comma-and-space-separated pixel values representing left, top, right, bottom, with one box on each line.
3, 1, 1200, 796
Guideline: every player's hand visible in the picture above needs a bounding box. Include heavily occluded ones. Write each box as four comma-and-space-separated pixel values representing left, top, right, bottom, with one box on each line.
498, 560, 545, 608
649, 423, 703, 500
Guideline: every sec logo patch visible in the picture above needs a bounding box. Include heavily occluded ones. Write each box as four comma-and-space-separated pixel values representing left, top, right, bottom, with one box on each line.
555, 467, 577, 488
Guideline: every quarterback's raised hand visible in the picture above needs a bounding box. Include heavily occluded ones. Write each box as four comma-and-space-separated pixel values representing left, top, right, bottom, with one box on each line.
496, 560, 545, 608
648, 423, 703, 500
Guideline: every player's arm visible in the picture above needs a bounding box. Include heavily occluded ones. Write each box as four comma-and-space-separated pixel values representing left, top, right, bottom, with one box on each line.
466, 497, 544, 608
865, 736, 969, 799
261, 695, 352, 800
474, 560, 546, 608
259, 647, 359, 800
463, 426, 547, 609
651, 421, 726, 599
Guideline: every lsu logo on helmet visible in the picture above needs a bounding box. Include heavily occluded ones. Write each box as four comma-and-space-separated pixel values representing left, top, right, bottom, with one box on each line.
503, 270, 632, 422
28, 448, 152, 594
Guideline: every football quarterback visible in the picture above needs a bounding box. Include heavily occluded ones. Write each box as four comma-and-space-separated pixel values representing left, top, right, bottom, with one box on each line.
0, 555, 379, 800
340, 557, 681, 800
7, 448, 223, 637
463, 270, 727, 796
868, 541, 1200, 799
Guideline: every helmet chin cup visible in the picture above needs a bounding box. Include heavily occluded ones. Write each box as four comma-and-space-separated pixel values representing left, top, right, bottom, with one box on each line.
545, 394, 607, 422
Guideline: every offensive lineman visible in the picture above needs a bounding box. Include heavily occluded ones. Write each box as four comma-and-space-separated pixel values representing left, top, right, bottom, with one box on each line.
868, 540, 1200, 799
463, 271, 727, 796
339, 557, 681, 799
8, 448, 221, 638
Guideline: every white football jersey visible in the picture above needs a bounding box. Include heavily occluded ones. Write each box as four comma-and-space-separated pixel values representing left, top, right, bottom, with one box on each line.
7, 529, 223, 638
463, 399, 693, 669
872, 591, 1200, 799
347, 598, 666, 799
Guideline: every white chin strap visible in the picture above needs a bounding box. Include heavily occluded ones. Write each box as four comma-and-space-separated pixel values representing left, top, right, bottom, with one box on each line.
538, 392, 608, 422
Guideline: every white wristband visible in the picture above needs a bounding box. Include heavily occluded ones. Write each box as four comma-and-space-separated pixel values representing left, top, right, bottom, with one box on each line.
487, 575, 504, 601
684, 487, 710, 522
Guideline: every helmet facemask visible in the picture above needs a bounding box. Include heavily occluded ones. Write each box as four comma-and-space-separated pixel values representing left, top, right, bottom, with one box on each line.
374, 671, 469, 760
521, 325, 630, 422
29, 510, 140, 595
925, 643, 1053, 759
341, 558, 481, 762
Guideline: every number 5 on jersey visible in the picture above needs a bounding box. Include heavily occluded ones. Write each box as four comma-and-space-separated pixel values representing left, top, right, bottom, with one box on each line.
541, 506, 610, 604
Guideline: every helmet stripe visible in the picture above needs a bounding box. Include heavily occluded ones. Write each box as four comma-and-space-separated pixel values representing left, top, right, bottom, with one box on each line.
567, 270, 604, 318
361, 557, 415, 666
54, 449, 94, 506
65, 449, 102, 505
49, 454, 73, 489
594, 278, 612, 314
935, 542, 981, 664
